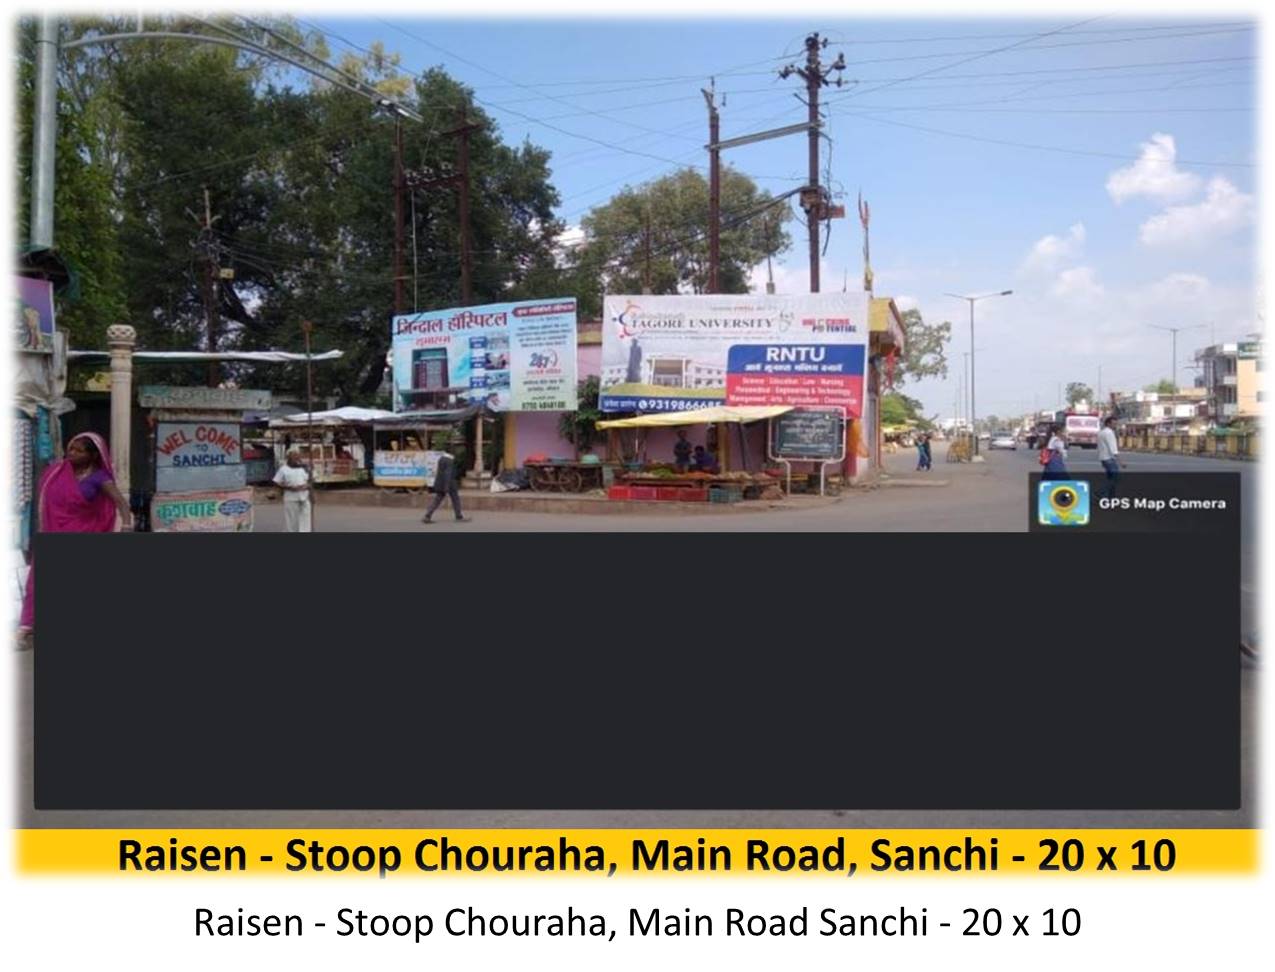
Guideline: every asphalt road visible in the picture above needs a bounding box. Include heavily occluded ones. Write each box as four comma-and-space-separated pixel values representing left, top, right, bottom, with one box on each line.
17, 443, 1259, 828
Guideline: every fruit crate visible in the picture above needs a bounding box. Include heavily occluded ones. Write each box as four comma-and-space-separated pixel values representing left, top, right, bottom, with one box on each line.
656, 486, 689, 501
607, 485, 633, 501
680, 487, 709, 502
708, 485, 743, 504
629, 486, 659, 501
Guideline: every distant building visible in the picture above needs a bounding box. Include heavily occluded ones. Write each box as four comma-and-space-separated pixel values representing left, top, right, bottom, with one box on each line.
1111, 388, 1208, 434
1195, 339, 1263, 426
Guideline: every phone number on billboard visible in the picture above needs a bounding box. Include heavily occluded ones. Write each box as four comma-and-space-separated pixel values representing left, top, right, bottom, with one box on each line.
521, 401, 568, 411
637, 399, 713, 412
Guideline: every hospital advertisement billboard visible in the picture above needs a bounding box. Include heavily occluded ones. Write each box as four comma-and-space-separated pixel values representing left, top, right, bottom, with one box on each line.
599, 293, 869, 414
390, 299, 578, 413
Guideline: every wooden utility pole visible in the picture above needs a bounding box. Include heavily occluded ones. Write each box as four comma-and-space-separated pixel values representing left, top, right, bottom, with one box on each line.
393, 115, 406, 315
193, 186, 222, 387
455, 107, 474, 305
703, 84, 720, 293
780, 33, 845, 294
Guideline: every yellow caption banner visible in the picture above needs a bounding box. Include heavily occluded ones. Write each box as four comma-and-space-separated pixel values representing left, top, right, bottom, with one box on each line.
16, 829, 1258, 877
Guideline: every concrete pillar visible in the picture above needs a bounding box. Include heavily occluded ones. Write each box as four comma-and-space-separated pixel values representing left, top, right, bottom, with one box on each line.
107, 324, 136, 496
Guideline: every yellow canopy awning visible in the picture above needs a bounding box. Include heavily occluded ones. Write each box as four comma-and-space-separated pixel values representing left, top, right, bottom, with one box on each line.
596, 405, 792, 429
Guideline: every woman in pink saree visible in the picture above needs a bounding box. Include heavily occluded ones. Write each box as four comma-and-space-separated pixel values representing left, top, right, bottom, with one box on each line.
17, 432, 132, 644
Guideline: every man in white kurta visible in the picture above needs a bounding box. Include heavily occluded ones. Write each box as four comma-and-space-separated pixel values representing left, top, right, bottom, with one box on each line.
273, 450, 312, 532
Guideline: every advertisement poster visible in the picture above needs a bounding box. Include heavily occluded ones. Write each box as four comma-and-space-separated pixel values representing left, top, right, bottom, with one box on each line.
391, 299, 578, 413
373, 449, 434, 489
150, 489, 254, 532
14, 275, 55, 353
600, 293, 868, 413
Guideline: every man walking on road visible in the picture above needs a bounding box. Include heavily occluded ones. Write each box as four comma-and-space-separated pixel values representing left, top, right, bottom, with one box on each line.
1097, 416, 1124, 499
422, 451, 469, 524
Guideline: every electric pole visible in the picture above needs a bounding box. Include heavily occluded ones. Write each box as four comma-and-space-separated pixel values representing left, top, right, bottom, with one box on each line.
192, 187, 222, 387
780, 33, 845, 293
394, 115, 406, 315
405, 109, 480, 308
703, 83, 720, 293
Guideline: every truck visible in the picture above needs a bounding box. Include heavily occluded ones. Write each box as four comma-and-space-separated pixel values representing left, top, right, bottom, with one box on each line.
1063, 411, 1101, 449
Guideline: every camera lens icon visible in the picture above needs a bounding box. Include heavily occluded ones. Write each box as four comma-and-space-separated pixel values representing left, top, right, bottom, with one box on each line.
1038, 480, 1090, 527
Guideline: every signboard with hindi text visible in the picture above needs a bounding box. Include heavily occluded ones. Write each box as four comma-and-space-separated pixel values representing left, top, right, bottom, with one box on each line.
390, 299, 577, 413
150, 489, 254, 532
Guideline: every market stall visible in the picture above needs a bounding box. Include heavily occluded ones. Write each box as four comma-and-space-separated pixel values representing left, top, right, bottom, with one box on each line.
596, 405, 792, 503
268, 406, 387, 485
370, 405, 484, 491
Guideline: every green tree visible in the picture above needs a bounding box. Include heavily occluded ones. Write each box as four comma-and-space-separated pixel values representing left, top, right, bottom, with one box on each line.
894, 307, 950, 385
1065, 382, 1095, 407
570, 166, 791, 316
1144, 379, 1177, 394
558, 376, 602, 458
880, 391, 934, 430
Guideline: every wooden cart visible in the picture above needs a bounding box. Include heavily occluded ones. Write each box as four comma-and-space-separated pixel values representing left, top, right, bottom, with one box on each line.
524, 461, 607, 493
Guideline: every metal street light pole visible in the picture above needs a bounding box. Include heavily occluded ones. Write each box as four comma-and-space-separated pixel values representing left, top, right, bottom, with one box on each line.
946, 291, 1012, 456
1149, 324, 1206, 392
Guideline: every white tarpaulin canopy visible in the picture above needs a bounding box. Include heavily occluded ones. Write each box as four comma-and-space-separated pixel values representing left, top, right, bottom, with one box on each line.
595, 405, 792, 429
269, 406, 396, 428
69, 349, 344, 363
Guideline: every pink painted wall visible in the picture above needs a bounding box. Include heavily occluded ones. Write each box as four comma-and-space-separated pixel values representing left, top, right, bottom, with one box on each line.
509, 342, 768, 471
511, 343, 604, 466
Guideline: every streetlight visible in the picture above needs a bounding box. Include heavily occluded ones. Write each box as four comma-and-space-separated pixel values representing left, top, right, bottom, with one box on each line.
946, 290, 1013, 456
1148, 324, 1206, 392
961, 347, 986, 434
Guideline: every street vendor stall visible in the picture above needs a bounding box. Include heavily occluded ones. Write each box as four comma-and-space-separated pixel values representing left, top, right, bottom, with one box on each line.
268, 406, 388, 485
596, 405, 792, 502
370, 405, 484, 492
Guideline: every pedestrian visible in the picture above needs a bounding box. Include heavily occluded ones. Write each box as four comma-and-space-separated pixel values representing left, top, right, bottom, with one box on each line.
1040, 424, 1069, 480
673, 429, 693, 472
17, 432, 132, 648
1097, 415, 1124, 498
915, 433, 927, 471
273, 449, 313, 533
422, 450, 468, 524
920, 433, 933, 471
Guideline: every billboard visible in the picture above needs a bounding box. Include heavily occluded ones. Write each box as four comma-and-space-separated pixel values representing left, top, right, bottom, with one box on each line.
15, 276, 56, 353
391, 299, 578, 413
599, 294, 869, 415
151, 489, 254, 532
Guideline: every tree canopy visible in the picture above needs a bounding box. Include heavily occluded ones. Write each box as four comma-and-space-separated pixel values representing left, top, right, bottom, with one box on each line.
17, 15, 564, 401
565, 167, 792, 318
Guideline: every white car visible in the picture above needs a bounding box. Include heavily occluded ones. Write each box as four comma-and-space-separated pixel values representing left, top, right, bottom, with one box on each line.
988, 431, 1017, 450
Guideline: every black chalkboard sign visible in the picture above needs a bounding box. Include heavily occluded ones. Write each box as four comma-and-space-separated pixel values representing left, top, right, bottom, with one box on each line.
772, 409, 845, 460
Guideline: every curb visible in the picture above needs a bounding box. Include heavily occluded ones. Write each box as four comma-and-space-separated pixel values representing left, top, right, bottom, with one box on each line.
255, 487, 843, 517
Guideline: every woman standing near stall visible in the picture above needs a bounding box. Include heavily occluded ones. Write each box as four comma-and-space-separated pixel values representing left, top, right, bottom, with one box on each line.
17, 432, 132, 648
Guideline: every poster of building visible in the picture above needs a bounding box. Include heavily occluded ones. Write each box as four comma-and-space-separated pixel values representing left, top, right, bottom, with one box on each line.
599, 294, 869, 414
390, 299, 578, 413
14, 275, 56, 354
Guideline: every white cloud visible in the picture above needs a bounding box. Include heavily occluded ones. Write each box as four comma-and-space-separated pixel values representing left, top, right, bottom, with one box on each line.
1105, 133, 1202, 204
1021, 223, 1086, 275
1050, 266, 1104, 301
1138, 177, 1255, 247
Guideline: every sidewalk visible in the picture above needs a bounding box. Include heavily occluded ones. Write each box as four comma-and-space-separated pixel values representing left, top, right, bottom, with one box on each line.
255, 485, 847, 516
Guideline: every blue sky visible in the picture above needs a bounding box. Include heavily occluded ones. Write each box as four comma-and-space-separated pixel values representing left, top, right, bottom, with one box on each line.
298, 14, 1258, 419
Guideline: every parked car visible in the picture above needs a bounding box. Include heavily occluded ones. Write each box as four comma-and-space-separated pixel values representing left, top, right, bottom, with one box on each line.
989, 430, 1017, 450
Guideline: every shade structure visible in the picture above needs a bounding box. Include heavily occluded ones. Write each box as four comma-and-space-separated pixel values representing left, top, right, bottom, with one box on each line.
595, 405, 792, 430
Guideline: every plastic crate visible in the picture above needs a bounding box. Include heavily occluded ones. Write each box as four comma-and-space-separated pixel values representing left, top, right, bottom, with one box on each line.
629, 486, 658, 501
607, 485, 633, 501
656, 486, 687, 501
680, 488, 709, 503
708, 485, 743, 504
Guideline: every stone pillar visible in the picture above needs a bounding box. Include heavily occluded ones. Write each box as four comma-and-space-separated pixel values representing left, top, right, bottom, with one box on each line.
107, 324, 137, 497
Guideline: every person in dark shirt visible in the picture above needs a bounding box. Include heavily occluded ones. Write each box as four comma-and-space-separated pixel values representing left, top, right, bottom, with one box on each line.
673, 430, 693, 472
692, 445, 720, 474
